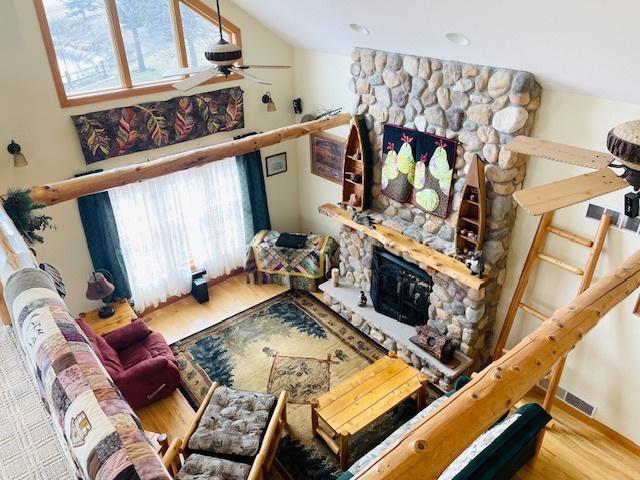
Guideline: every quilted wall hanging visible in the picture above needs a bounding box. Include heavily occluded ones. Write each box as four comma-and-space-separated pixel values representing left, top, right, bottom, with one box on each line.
71, 86, 244, 164
381, 124, 457, 218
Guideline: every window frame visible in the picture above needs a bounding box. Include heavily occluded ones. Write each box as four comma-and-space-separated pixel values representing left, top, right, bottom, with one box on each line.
33, 0, 243, 108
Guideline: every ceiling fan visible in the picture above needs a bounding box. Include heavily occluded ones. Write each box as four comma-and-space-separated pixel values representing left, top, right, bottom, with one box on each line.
505, 120, 640, 216
163, 0, 290, 91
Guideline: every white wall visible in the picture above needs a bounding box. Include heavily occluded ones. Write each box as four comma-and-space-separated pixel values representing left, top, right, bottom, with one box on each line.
500, 89, 640, 444
294, 49, 351, 238
292, 49, 640, 443
0, 0, 298, 314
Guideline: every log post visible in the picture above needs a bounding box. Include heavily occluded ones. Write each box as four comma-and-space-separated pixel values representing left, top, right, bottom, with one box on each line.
28, 113, 352, 206
355, 249, 640, 479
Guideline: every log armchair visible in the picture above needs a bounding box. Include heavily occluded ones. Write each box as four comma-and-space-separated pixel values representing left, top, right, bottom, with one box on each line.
163, 382, 288, 480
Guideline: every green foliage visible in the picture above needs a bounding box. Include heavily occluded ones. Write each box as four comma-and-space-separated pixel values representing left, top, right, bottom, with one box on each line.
1, 189, 54, 244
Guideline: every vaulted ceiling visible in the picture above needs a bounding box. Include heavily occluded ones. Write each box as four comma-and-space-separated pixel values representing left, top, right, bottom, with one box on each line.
231, 0, 640, 105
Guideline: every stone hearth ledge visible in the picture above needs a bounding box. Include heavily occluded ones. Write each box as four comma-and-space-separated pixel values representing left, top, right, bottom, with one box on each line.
320, 279, 473, 389
319, 203, 486, 290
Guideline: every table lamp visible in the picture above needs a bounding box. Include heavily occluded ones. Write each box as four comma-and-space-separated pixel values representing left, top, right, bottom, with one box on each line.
85, 270, 116, 318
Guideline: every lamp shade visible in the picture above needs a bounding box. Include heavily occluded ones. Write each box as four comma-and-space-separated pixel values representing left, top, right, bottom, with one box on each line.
85, 272, 115, 301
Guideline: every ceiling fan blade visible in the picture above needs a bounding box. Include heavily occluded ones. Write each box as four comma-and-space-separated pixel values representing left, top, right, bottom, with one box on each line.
235, 65, 291, 69
506, 136, 615, 169
513, 168, 629, 215
230, 67, 271, 85
163, 65, 212, 77
172, 69, 220, 91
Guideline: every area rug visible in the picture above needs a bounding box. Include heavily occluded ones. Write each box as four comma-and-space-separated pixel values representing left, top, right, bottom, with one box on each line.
171, 290, 423, 479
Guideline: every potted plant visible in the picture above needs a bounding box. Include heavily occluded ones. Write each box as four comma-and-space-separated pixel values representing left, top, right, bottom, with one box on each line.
1, 188, 54, 244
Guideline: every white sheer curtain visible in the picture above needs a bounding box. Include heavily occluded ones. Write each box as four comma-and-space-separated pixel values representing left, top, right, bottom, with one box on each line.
109, 157, 247, 311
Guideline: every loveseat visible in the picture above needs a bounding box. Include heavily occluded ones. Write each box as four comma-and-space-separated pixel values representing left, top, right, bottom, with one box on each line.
4, 267, 169, 479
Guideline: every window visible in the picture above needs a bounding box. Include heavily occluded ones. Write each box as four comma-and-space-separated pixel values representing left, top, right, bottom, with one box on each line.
34, 0, 242, 107
109, 157, 247, 311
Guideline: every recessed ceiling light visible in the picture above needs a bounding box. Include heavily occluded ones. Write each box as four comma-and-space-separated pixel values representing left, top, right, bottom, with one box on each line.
446, 32, 470, 46
350, 23, 370, 35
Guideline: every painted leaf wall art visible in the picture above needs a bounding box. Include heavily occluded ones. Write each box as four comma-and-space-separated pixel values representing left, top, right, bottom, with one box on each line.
381, 124, 457, 218
71, 87, 244, 164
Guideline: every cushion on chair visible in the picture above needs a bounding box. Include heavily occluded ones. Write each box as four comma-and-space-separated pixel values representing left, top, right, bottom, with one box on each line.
102, 319, 151, 350
188, 386, 277, 458
176, 454, 250, 480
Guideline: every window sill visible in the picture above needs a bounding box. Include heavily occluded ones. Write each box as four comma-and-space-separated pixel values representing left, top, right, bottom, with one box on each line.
59, 73, 244, 108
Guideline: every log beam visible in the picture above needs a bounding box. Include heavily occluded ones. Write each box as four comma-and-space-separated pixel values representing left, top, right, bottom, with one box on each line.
355, 249, 640, 479
29, 113, 352, 206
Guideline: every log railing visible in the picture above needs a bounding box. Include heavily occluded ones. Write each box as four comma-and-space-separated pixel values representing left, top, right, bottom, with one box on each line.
355, 249, 640, 478
29, 113, 352, 206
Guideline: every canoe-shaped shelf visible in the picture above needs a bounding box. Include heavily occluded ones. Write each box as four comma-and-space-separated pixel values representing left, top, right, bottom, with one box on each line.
342, 115, 372, 212
455, 155, 487, 253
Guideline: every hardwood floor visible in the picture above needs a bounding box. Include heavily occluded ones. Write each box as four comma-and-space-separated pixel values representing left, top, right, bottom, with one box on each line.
135, 274, 640, 479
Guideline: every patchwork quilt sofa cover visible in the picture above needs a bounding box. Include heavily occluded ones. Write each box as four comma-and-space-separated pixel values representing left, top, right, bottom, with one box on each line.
4, 268, 169, 480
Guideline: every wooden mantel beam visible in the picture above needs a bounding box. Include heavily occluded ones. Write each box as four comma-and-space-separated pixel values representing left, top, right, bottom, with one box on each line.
319, 203, 486, 289
355, 249, 640, 479
28, 113, 352, 206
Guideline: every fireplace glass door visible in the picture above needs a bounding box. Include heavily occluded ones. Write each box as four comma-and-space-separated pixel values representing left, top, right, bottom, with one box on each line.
371, 248, 432, 326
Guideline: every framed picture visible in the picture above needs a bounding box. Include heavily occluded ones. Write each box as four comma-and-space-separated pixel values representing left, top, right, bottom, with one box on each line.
310, 132, 345, 184
265, 152, 288, 176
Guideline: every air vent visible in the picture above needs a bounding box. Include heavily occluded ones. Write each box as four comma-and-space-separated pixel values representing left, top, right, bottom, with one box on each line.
537, 380, 597, 418
564, 392, 596, 417
586, 202, 640, 234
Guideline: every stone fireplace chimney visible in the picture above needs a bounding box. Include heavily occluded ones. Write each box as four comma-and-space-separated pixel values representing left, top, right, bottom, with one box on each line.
322, 48, 542, 390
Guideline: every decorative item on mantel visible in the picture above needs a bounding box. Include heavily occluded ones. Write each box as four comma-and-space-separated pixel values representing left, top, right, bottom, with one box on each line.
331, 267, 340, 287
341, 115, 372, 211
358, 290, 368, 307
454, 155, 487, 272
410, 325, 455, 364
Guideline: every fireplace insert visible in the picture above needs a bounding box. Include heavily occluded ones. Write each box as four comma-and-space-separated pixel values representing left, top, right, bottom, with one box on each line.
371, 248, 433, 326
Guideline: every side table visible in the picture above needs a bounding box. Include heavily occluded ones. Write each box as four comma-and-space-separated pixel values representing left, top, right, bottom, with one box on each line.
78, 299, 138, 336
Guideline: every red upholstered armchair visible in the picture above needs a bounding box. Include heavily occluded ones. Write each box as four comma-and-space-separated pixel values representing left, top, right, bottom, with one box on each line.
78, 318, 180, 409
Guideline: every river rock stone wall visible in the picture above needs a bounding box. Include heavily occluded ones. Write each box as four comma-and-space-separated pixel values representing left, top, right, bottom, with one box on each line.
338, 48, 542, 371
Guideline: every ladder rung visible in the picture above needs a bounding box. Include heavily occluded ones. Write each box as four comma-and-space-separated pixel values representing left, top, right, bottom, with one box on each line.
519, 302, 548, 321
546, 225, 594, 248
537, 253, 584, 276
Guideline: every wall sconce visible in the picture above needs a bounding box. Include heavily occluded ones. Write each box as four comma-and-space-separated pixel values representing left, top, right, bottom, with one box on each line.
261, 92, 276, 112
7, 141, 28, 167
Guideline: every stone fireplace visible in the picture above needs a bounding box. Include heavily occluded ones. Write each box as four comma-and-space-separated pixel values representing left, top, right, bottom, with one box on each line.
321, 48, 542, 390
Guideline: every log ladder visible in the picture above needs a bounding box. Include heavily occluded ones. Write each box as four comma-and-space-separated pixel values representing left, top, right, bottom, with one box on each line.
492, 211, 611, 416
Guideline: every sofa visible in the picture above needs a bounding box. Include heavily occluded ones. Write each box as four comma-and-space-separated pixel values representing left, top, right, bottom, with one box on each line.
339, 377, 552, 480
78, 318, 180, 409
4, 267, 169, 480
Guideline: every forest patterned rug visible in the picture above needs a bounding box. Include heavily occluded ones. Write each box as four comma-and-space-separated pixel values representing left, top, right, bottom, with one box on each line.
171, 290, 420, 479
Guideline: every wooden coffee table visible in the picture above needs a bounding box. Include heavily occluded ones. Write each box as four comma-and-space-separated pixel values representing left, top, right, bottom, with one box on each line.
311, 351, 428, 469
